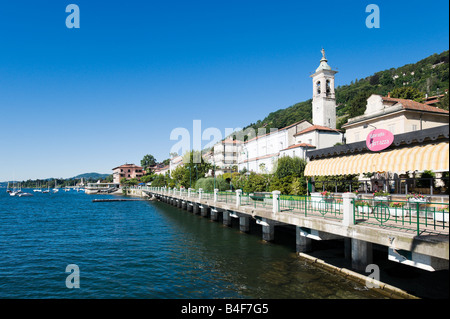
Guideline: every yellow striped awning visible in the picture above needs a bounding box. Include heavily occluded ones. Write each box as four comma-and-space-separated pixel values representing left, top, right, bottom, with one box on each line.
304, 142, 449, 176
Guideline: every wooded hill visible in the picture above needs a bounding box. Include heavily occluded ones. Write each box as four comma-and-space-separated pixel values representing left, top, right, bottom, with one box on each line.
242, 50, 449, 133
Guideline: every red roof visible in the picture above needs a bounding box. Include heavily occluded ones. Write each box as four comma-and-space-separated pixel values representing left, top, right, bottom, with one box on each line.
294, 125, 342, 136
382, 96, 448, 114
281, 143, 316, 151
112, 164, 143, 170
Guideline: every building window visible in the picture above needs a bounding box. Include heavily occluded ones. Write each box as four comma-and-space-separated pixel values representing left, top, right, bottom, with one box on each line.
316, 81, 321, 94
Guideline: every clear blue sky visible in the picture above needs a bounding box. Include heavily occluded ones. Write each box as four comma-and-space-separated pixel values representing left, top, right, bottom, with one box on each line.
0, 0, 448, 181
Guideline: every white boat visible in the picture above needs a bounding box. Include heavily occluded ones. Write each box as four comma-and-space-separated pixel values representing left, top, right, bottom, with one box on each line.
9, 183, 23, 196
18, 192, 33, 197
52, 180, 59, 193
34, 183, 42, 192
85, 183, 120, 194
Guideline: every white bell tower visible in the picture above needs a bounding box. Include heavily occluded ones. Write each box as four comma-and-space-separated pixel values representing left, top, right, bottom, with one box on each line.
311, 49, 338, 129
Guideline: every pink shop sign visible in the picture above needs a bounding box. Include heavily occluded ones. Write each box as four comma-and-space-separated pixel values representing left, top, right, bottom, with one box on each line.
366, 129, 394, 152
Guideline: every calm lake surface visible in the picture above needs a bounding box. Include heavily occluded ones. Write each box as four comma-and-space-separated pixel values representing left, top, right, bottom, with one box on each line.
0, 189, 392, 299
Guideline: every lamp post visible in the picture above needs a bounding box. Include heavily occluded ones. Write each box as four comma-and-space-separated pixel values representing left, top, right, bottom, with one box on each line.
241, 148, 249, 180
363, 124, 377, 130
189, 166, 191, 188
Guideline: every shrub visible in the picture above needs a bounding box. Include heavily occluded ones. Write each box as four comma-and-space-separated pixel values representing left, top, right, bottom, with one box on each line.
194, 177, 229, 192
373, 191, 390, 197
231, 174, 246, 190
243, 173, 267, 193
275, 156, 307, 179
355, 200, 369, 207
268, 176, 292, 194
290, 177, 306, 196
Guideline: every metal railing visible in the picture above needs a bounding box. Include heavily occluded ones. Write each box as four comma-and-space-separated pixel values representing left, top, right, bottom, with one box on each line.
240, 193, 273, 210
145, 188, 448, 236
216, 191, 236, 204
202, 191, 214, 201
353, 198, 449, 235
278, 195, 343, 220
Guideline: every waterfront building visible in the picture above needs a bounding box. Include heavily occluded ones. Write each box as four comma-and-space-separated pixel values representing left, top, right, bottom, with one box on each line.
237, 120, 311, 174
153, 165, 170, 176
112, 163, 145, 183
279, 143, 316, 159
236, 49, 343, 174
305, 125, 449, 194
342, 94, 449, 144
293, 124, 343, 149
212, 137, 242, 175
169, 155, 184, 176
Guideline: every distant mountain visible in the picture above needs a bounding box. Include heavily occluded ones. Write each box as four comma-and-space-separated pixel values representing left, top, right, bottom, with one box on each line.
71, 173, 110, 180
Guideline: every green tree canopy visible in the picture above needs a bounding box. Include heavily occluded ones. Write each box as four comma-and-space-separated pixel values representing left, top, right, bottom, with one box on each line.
438, 92, 449, 110
390, 86, 425, 102
141, 154, 157, 172
274, 156, 307, 180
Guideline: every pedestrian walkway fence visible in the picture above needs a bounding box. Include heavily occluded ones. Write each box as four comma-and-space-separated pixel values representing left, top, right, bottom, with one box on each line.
143, 187, 448, 236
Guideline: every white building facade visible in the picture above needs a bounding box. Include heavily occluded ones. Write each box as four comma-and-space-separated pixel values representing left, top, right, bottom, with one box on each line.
235, 49, 343, 174
213, 138, 242, 175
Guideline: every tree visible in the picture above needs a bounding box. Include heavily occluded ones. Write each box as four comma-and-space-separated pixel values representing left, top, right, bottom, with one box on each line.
348, 91, 373, 117
379, 72, 394, 87
141, 154, 157, 173
275, 156, 307, 180
151, 174, 167, 187
231, 174, 246, 190
243, 173, 267, 193
140, 174, 153, 184
438, 92, 449, 110
195, 177, 228, 192
369, 73, 380, 86
171, 166, 188, 188
290, 177, 306, 195
390, 87, 425, 102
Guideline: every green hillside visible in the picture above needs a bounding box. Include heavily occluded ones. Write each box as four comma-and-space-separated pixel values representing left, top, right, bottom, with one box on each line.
71, 173, 110, 180
243, 50, 449, 133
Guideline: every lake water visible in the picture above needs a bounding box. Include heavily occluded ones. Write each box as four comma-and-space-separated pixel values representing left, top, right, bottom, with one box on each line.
0, 189, 390, 299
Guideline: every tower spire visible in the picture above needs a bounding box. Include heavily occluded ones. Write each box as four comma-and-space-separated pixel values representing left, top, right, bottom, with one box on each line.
311, 49, 338, 129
